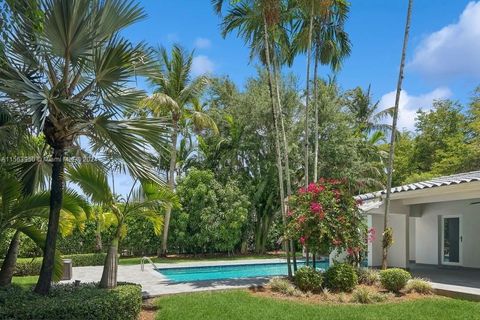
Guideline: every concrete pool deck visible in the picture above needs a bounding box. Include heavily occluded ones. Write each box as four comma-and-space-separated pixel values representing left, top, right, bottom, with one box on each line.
62, 259, 285, 297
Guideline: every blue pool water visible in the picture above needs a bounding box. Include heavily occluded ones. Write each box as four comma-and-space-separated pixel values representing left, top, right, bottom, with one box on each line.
156, 261, 329, 282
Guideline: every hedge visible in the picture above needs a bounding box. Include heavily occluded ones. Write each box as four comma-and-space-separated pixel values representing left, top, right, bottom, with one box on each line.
1, 253, 107, 277
0, 283, 142, 320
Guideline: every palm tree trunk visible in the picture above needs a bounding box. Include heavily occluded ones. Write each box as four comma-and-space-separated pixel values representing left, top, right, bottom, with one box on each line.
313, 51, 320, 182
0, 231, 21, 287
160, 119, 179, 256
382, 0, 413, 270
100, 232, 120, 289
262, 13, 291, 278
304, 2, 314, 188
35, 147, 65, 295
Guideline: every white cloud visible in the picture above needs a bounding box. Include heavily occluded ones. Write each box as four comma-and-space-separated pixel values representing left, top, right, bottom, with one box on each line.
409, 1, 480, 80
378, 87, 452, 131
191, 55, 215, 76
194, 37, 212, 49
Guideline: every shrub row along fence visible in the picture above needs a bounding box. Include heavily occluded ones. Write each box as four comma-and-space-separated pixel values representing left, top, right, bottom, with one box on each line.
0, 253, 107, 277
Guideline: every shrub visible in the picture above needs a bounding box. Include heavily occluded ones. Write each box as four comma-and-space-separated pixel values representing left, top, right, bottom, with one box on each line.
351, 286, 389, 304
380, 268, 411, 293
324, 263, 358, 292
405, 278, 432, 294
356, 268, 379, 286
294, 267, 323, 293
64, 253, 106, 267
2, 253, 108, 277
0, 283, 142, 320
268, 278, 303, 296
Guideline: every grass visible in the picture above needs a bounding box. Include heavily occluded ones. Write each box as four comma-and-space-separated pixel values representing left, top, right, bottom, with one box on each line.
154, 290, 480, 320
12, 275, 38, 288
118, 253, 296, 266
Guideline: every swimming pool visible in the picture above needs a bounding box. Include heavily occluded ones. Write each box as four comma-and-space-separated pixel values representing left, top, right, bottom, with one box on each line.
156, 261, 328, 282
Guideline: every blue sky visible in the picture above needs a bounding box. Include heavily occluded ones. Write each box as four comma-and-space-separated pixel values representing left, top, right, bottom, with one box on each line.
122, 0, 480, 131
110, 0, 480, 195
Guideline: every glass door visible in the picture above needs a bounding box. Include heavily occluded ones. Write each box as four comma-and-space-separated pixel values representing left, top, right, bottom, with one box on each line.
441, 216, 462, 265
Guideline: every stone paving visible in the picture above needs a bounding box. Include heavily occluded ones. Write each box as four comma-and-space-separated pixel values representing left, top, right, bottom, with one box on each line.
62, 259, 283, 298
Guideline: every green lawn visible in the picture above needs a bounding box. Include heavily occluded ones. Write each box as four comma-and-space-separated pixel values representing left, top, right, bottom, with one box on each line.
154, 290, 480, 320
12, 275, 38, 288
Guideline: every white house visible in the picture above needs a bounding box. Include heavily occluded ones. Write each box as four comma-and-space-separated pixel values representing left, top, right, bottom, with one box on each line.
357, 171, 480, 269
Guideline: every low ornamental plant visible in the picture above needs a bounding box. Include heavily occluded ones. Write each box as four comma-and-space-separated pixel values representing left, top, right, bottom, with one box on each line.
268, 277, 303, 297
405, 278, 432, 294
324, 263, 358, 292
293, 267, 323, 293
286, 178, 372, 266
380, 268, 412, 293
356, 268, 380, 286
350, 286, 390, 304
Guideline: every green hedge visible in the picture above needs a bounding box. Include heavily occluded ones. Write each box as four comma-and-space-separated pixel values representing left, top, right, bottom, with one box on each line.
1, 253, 107, 277
0, 283, 142, 320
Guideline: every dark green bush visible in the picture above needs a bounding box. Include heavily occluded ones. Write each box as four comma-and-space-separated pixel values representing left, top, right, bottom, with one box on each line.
64, 253, 107, 267
379, 268, 411, 293
324, 263, 358, 292
294, 266, 323, 293
1, 253, 107, 277
0, 283, 142, 320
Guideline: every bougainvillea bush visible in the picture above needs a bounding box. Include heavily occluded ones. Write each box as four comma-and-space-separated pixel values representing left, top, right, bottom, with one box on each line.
286, 178, 372, 265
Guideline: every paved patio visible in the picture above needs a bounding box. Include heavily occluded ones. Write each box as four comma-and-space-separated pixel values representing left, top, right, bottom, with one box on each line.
62, 259, 281, 298
410, 263, 480, 288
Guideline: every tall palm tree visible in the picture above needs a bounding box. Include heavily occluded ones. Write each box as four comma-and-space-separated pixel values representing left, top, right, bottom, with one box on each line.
141, 45, 216, 256
382, 0, 413, 270
68, 163, 176, 288
344, 86, 394, 136
0, 172, 90, 286
214, 0, 292, 277
0, 0, 170, 294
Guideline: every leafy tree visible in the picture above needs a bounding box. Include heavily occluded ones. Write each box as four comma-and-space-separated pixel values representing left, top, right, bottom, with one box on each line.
169, 169, 249, 254
0, 0, 170, 294
0, 172, 89, 286
141, 45, 216, 256
68, 163, 176, 288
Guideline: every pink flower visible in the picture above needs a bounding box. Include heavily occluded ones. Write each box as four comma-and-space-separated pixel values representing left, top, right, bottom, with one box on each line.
368, 227, 376, 243
318, 211, 325, 220
332, 238, 342, 246
287, 210, 293, 217
298, 187, 307, 195
310, 202, 323, 213
333, 189, 341, 199
356, 199, 363, 206
297, 216, 306, 224
299, 236, 307, 245
347, 247, 360, 256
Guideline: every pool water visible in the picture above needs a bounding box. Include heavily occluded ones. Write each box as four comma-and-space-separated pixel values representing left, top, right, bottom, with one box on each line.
156, 261, 328, 282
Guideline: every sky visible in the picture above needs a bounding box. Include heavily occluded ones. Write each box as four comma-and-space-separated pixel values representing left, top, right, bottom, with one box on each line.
111, 0, 480, 195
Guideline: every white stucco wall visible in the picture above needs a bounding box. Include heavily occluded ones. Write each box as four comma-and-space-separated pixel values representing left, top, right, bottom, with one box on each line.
368, 213, 407, 268
415, 198, 480, 268
409, 217, 416, 261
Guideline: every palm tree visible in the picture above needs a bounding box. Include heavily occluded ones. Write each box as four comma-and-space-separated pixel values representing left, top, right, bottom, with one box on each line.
0, 172, 90, 286
68, 163, 176, 288
382, 0, 413, 270
344, 86, 394, 136
0, 0, 170, 294
140, 45, 216, 256
214, 0, 293, 277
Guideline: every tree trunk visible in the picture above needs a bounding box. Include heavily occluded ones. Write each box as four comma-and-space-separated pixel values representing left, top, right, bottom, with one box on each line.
35, 147, 65, 295
100, 235, 119, 289
304, 2, 314, 188
262, 13, 291, 278
0, 231, 21, 287
313, 52, 320, 183
382, 0, 413, 270
160, 119, 179, 256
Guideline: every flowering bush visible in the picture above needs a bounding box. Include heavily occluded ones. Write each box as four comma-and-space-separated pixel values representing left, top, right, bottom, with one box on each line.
286, 178, 369, 262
